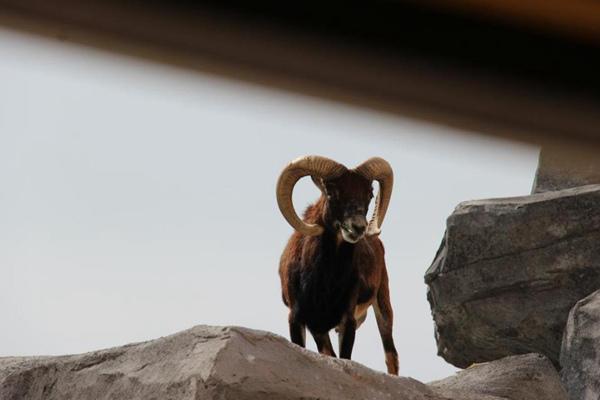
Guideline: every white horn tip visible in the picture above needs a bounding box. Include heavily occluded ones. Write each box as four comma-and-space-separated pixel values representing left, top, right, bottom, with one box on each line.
367, 226, 382, 236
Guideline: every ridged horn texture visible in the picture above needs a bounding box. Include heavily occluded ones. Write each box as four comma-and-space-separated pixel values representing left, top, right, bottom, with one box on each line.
276, 156, 347, 236
353, 157, 394, 236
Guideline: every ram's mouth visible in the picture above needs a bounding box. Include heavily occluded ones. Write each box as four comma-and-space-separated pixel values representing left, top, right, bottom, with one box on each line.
341, 225, 363, 244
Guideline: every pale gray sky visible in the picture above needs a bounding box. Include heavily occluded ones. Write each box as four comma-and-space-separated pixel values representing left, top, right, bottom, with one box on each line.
0, 26, 539, 382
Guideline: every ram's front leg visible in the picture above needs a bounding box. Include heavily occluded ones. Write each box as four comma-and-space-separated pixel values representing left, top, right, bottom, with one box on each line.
337, 313, 357, 359
337, 287, 359, 360
311, 331, 337, 357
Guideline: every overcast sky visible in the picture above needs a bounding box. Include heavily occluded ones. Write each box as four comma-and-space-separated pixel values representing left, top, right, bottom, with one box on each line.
0, 26, 540, 382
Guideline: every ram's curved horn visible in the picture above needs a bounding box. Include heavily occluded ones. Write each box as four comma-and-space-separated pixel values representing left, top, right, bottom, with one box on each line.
354, 157, 394, 236
276, 156, 347, 236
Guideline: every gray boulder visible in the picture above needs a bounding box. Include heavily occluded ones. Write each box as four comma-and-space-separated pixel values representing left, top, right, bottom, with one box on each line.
430, 353, 569, 400
0, 325, 572, 400
426, 185, 600, 368
0, 325, 443, 400
560, 289, 600, 400
533, 147, 600, 193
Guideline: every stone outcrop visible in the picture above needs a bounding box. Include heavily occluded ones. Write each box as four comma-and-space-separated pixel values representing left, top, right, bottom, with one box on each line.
533, 147, 600, 193
560, 289, 600, 400
430, 353, 568, 400
426, 184, 600, 368
0, 325, 570, 400
0, 325, 447, 400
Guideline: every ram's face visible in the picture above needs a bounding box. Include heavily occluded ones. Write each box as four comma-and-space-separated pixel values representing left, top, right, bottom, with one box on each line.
323, 172, 373, 243
276, 155, 392, 239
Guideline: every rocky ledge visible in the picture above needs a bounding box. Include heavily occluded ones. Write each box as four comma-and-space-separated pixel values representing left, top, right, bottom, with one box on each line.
0, 325, 566, 400
426, 148, 600, 399
426, 184, 600, 368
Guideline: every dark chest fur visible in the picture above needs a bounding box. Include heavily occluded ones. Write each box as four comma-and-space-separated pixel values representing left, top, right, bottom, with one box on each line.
291, 234, 374, 334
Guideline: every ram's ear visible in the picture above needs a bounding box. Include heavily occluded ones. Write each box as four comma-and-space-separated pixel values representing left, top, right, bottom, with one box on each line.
324, 180, 340, 199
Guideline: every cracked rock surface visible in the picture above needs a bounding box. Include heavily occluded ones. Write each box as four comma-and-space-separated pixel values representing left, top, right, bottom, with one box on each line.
0, 325, 570, 400
0, 325, 443, 400
426, 185, 600, 368
560, 289, 600, 400
533, 147, 600, 194
430, 353, 568, 400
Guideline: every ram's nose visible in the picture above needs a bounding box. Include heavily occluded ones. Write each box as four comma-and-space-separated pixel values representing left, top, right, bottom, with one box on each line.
341, 215, 367, 243
350, 217, 367, 236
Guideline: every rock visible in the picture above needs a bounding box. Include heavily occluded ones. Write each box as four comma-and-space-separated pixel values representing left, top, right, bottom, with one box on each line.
533, 147, 600, 193
560, 289, 600, 400
0, 325, 571, 400
430, 353, 569, 400
0, 325, 443, 400
426, 185, 600, 368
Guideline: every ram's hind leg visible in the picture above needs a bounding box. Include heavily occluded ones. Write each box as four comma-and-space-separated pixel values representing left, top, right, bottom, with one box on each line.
374, 272, 399, 375
311, 331, 337, 357
355, 312, 367, 329
288, 310, 306, 348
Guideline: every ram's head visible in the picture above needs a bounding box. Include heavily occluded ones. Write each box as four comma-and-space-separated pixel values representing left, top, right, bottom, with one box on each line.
276, 156, 393, 243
